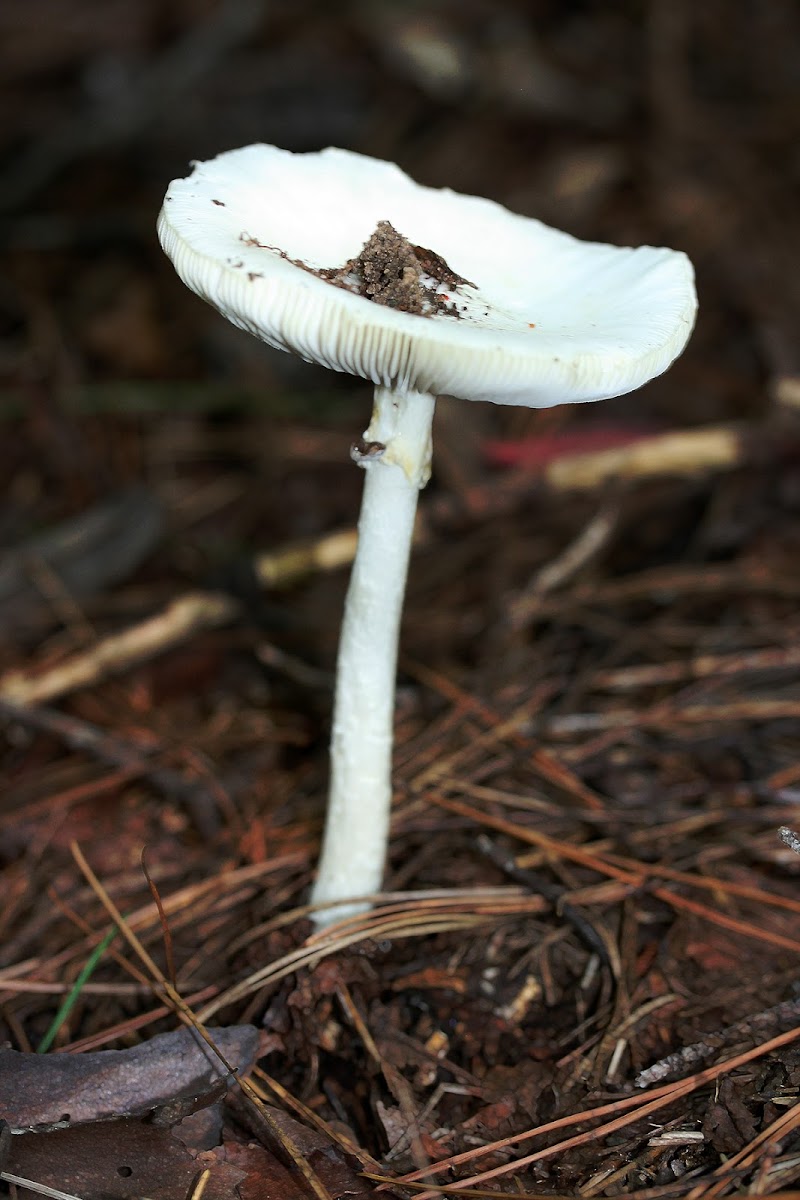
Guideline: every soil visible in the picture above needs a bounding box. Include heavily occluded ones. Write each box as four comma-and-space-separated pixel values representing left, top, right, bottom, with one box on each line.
320, 220, 475, 316
2, 3, 800, 1199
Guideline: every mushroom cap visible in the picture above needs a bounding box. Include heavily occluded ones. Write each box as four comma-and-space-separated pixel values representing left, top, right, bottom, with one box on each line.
158, 145, 697, 408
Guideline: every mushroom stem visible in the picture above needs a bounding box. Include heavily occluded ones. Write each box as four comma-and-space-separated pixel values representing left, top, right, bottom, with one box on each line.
311, 385, 436, 925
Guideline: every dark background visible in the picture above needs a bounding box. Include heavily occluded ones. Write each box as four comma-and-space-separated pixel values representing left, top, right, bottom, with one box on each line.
4, 0, 799, 439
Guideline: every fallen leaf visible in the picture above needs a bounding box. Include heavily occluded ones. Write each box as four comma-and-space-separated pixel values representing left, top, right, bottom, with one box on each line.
1, 1024, 261, 1132
8, 1119, 246, 1200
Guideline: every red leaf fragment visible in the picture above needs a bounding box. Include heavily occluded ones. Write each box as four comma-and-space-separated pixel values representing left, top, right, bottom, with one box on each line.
482, 425, 652, 469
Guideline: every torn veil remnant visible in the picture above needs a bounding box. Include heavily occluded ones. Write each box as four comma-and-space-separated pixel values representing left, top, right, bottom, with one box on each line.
158, 144, 697, 926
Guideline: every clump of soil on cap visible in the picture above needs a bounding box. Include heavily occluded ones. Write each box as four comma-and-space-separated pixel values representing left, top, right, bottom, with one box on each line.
319, 220, 475, 315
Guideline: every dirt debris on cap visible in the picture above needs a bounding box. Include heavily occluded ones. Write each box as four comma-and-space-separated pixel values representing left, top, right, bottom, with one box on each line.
320, 220, 476, 316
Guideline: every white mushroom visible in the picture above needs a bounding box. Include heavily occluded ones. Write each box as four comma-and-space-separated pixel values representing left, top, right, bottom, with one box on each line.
158, 144, 697, 925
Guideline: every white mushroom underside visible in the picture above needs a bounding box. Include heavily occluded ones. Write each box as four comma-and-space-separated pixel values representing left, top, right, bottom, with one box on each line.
158, 144, 697, 407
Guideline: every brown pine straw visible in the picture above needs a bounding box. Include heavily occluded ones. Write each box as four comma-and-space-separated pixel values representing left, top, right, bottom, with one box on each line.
368, 1180, 800, 1200
64, 840, 800, 1200
0, 854, 306, 997
251, 1067, 388, 1179
197, 889, 549, 1021
58, 988, 218, 1053
402, 657, 606, 812
69, 841, 336, 1200
432, 780, 800, 918
141, 846, 177, 990
186, 1167, 212, 1200
431, 796, 800, 953
598, 850, 800, 918
389, 1024, 800, 1197
687, 1100, 800, 1199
